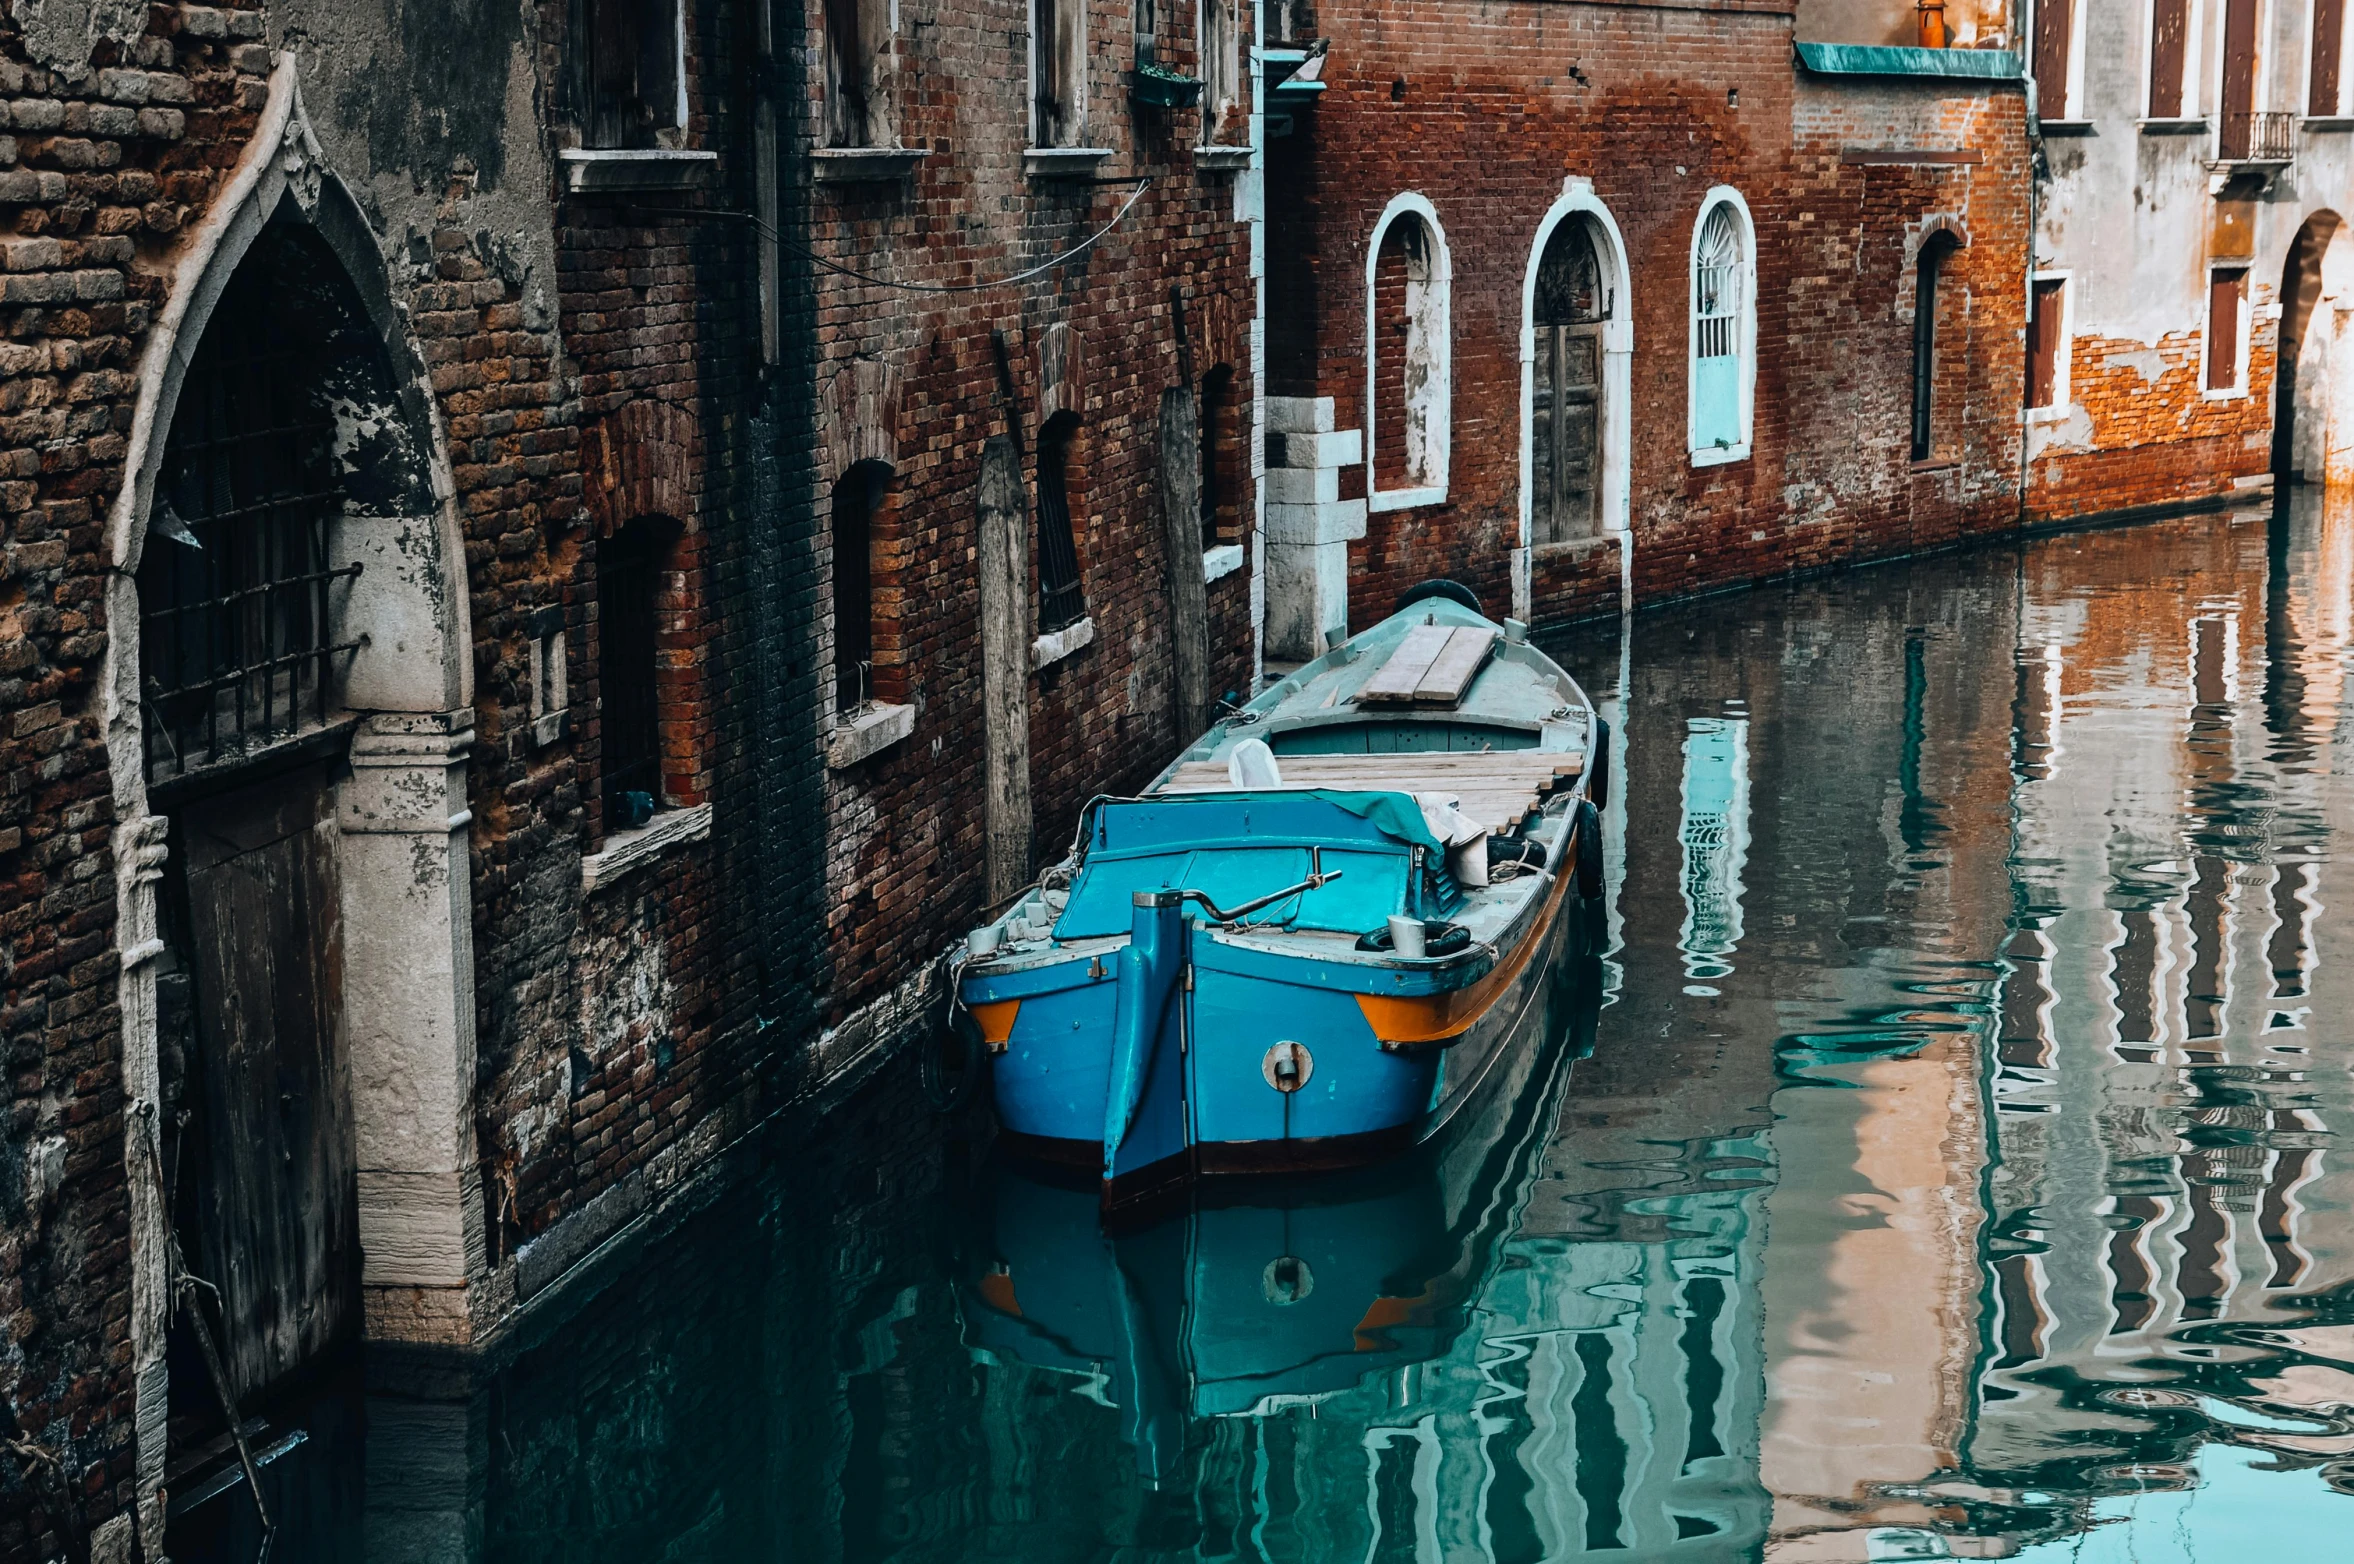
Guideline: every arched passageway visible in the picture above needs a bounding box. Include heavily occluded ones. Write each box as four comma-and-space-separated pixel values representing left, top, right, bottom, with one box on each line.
2276, 211, 2353, 483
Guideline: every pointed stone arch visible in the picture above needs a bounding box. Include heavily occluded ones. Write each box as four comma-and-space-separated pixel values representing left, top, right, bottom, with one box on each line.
2278, 210, 2354, 482
110, 57, 482, 1541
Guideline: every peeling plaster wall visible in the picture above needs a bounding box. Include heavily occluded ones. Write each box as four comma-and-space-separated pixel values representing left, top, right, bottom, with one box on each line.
2029, 0, 2354, 518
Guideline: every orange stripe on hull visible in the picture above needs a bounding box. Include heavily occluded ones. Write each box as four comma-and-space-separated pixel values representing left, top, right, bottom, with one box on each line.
969, 999, 1021, 1045
1351, 840, 1577, 1046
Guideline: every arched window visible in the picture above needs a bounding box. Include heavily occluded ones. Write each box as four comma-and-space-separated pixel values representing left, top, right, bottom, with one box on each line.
832, 461, 890, 711
1037, 412, 1087, 631
1911, 230, 1962, 462
1366, 196, 1451, 508
1531, 216, 1611, 543
1688, 192, 1754, 463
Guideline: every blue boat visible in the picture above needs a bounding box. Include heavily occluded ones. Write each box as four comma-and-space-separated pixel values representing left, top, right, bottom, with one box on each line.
957, 586, 1609, 1212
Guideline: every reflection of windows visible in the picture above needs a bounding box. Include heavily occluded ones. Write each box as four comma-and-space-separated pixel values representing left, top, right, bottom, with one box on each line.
1688, 193, 1753, 461
1367, 198, 1451, 507
2313, 0, 2349, 116
1677, 1278, 1728, 1469
1571, 1334, 1630, 1552
823, 0, 895, 148
1032, 0, 1087, 147
2147, 0, 2196, 117
596, 518, 669, 820
579, 0, 685, 149
2205, 266, 2249, 392
1531, 216, 1608, 543
1677, 717, 1749, 994
832, 462, 889, 712
2026, 275, 2068, 410
1037, 413, 1087, 632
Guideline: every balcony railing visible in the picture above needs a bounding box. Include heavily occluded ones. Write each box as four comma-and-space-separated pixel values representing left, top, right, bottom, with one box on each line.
2218, 110, 2296, 163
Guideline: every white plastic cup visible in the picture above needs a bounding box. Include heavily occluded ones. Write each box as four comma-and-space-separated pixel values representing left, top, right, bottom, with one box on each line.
1387, 915, 1427, 958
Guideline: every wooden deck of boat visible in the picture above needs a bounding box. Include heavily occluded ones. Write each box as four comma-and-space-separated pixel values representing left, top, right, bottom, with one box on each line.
1158, 751, 1582, 834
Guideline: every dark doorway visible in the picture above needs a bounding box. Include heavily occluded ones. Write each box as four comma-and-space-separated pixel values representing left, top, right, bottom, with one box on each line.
1531, 217, 1609, 544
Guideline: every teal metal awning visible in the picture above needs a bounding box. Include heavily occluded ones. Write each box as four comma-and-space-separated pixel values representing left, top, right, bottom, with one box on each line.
1795, 43, 2022, 80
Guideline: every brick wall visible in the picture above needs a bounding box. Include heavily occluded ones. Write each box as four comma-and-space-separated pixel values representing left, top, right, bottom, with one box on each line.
804, 0, 1260, 1024
2025, 324, 2277, 523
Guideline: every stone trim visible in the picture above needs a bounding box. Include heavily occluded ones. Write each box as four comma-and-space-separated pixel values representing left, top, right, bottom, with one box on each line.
558, 148, 718, 192
1204, 544, 1244, 581
1031, 615, 1096, 670
581, 802, 713, 894
1024, 146, 1115, 178
811, 146, 926, 182
827, 702, 915, 768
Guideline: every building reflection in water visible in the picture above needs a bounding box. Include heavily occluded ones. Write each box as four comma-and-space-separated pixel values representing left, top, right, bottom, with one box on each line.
167, 489, 2354, 1563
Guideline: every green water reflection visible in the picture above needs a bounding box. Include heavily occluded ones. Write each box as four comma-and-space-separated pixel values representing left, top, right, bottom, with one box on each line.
180, 492, 2354, 1561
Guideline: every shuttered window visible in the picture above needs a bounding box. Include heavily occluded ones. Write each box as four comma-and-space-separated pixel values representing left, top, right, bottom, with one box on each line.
2149, 0, 2190, 117
580, 0, 683, 150
2314, 0, 2348, 116
2026, 279, 2066, 410
2207, 268, 2247, 391
2033, 0, 2076, 117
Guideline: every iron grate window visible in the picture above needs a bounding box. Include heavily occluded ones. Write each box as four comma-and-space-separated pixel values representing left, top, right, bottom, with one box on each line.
138, 271, 362, 791
598, 521, 665, 816
1037, 419, 1087, 633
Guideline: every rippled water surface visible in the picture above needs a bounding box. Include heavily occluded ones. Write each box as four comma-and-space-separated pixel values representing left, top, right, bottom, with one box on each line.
184, 493, 2354, 1561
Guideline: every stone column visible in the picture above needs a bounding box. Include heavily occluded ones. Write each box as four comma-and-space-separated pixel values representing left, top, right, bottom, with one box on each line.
341, 708, 486, 1343
1263, 395, 1365, 661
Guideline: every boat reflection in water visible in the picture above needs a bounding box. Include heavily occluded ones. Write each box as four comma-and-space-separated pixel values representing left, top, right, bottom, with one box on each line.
962, 948, 1605, 1479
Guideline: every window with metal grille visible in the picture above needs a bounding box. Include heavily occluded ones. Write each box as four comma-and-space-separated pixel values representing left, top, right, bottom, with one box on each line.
1690, 199, 1748, 455
138, 263, 363, 793
1532, 216, 1608, 544
597, 520, 666, 818
1036, 414, 1087, 633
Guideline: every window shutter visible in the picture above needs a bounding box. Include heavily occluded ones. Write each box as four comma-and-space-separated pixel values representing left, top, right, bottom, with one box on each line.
2149, 0, 2188, 118
2314, 0, 2348, 117
2032, 0, 2074, 117
2206, 269, 2246, 391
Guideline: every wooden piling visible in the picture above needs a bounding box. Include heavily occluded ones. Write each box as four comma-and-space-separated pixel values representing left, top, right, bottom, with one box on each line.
977, 434, 1034, 903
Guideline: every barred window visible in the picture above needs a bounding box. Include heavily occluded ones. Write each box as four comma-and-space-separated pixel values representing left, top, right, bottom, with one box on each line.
597, 519, 669, 825
579, 0, 683, 150
1037, 413, 1087, 633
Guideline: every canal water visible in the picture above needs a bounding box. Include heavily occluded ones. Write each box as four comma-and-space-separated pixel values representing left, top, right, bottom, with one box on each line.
180, 490, 2354, 1561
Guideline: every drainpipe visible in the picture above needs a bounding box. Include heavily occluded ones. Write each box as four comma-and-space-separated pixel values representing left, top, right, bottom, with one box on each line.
2021, 54, 2044, 530
1247, 0, 1269, 692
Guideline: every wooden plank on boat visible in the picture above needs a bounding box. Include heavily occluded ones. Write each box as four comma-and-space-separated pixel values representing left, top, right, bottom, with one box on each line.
1356, 624, 1455, 703
1411, 628, 1498, 704
1160, 749, 1582, 833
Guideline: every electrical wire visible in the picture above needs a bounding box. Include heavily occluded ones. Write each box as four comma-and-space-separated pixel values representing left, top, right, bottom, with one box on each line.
634, 177, 1156, 296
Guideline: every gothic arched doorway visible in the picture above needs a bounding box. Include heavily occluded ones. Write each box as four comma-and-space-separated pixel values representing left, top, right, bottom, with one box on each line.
2277, 211, 2351, 482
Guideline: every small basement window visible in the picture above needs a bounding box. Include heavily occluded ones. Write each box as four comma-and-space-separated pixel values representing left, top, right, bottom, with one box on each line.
579, 0, 685, 149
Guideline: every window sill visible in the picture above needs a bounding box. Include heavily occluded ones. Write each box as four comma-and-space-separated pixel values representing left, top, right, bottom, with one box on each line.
1025, 147, 1116, 179
827, 702, 915, 769
1910, 458, 1960, 474
559, 148, 719, 193
1367, 484, 1447, 514
2305, 117, 2354, 131
582, 802, 712, 894
530, 709, 570, 750
2201, 385, 2248, 403
1204, 544, 1244, 582
2138, 118, 2209, 135
1689, 442, 1751, 468
1532, 534, 1617, 560
811, 146, 927, 183
1195, 144, 1254, 173
1032, 616, 1096, 670
2023, 403, 2076, 424
2037, 118, 2096, 136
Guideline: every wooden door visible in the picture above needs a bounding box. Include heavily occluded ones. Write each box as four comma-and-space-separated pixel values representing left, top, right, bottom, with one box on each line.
2220, 0, 2260, 156
174, 763, 357, 1404
1532, 325, 1601, 545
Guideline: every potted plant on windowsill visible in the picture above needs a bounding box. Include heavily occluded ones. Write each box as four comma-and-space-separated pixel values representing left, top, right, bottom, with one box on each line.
1132, 60, 1204, 109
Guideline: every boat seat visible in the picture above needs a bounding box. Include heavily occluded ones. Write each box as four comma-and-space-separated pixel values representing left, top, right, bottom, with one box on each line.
1159, 750, 1581, 834
1356, 624, 1499, 707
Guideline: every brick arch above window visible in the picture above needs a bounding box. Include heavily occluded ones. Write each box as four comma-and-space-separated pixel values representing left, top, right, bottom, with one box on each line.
1364, 191, 1452, 513
821, 358, 903, 487
1037, 320, 1087, 423
584, 398, 698, 536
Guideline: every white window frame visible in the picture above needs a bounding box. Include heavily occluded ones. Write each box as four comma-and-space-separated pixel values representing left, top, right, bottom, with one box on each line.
2311, 0, 2353, 117
2200, 264, 2253, 399
2139, 0, 2207, 120
1364, 192, 1452, 513
2026, 269, 2074, 421
1686, 187, 1756, 467
2033, 0, 2093, 120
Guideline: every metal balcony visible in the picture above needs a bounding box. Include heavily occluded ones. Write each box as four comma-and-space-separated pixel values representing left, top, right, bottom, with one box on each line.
2218, 110, 2296, 164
